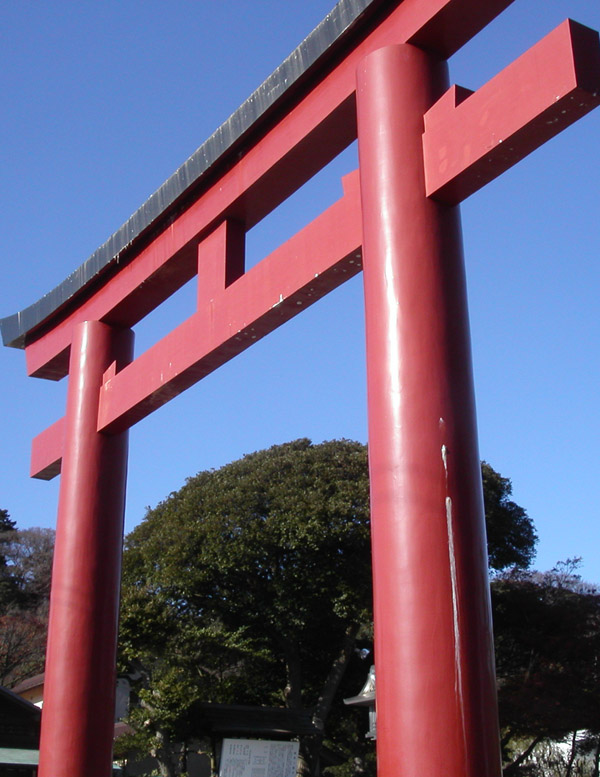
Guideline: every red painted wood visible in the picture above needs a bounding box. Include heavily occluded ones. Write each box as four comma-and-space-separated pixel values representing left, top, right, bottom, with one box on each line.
25, 0, 514, 381
30, 417, 64, 480
29, 19, 600, 475
198, 220, 245, 307
424, 19, 600, 203
30, 171, 362, 476
357, 44, 501, 776
38, 321, 133, 777
97, 172, 363, 435
27, 3, 600, 775
24, 93, 356, 380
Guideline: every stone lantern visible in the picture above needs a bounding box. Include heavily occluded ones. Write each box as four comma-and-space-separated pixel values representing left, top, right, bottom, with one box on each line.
343, 665, 376, 740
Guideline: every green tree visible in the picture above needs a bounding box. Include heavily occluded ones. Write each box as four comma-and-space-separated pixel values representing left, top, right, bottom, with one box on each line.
118, 441, 536, 776
0, 509, 18, 611
482, 463, 537, 571
0, 520, 54, 687
0, 607, 47, 686
2, 527, 55, 610
0, 509, 16, 534
492, 561, 600, 775
120, 440, 371, 776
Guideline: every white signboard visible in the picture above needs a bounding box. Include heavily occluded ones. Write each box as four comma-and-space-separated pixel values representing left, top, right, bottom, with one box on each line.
219, 738, 299, 777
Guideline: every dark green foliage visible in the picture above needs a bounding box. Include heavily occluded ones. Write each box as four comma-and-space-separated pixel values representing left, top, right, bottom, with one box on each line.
2, 527, 55, 610
119, 440, 373, 775
482, 462, 537, 571
0, 608, 48, 686
122, 438, 371, 685
0, 509, 16, 534
0, 515, 53, 687
493, 561, 600, 772
118, 442, 537, 775
0, 509, 18, 611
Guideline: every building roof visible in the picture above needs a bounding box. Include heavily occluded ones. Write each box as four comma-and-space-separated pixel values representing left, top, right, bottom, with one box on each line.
0, 747, 39, 766
0, 0, 383, 350
11, 674, 44, 696
194, 703, 317, 738
0, 686, 41, 751
0, 686, 42, 718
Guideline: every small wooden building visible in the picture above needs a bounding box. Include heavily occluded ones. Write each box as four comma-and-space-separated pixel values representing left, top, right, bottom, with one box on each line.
0, 686, 41, 776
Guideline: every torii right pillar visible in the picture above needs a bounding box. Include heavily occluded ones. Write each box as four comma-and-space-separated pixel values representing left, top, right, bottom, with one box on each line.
357, 18, 600, 775
357, 45, 501, 776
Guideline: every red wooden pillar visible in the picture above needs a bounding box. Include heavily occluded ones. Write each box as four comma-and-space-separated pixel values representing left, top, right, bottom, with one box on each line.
39, 321, 133, 777
356, 45, 501, 776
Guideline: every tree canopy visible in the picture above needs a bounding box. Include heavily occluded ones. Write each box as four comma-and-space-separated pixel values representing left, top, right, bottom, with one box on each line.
118, 440, 538, 776
482, 463, 537, 571
0, 516, 54, 686
0, 509, 18, 611
0, 509, 16, 534
119, 440, 373, 776
492, 561, 600, 775
5, 447, 599, 777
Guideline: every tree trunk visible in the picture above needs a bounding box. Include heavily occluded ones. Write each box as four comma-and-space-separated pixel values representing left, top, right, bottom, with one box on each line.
296, 623, 360, 777
313, 623, 359, 728
279, 640, 312, 777
152, 729, 180, 777
503, 736, 542, 775
282, 640, 303, 709
592, 736, 600, 777
297, 747, 316, 777
565, 731, 578, 777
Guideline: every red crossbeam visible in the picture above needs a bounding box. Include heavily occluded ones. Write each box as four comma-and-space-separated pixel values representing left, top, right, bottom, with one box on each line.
424, 19, 600, 203
25, 0, 514, 381
97, 172, 363, 434
30, 417, 64, 480
31, 172, 362, 477
26, 3, 600, 775
30, 12, 600, 481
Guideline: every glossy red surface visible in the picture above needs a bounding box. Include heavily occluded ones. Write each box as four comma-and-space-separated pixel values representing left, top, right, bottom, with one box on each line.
38, 322, 133, 777
424, 19, 600, 203
25, 0, 514, 381
22, 1, 600, 775
30, 171, 363, 476
357, 45, 501, 776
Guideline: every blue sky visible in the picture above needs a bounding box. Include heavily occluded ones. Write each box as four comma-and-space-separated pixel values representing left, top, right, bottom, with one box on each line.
1, 0, 599, 582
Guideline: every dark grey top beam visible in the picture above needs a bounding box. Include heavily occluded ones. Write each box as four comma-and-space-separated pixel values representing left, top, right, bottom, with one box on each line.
1, 0, 383, 350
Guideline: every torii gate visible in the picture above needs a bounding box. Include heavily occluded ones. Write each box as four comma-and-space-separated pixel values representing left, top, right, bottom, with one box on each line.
1, 1, 599, 775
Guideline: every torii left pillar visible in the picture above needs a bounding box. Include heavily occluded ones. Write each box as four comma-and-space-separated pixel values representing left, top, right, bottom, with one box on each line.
38, 321, 133, 777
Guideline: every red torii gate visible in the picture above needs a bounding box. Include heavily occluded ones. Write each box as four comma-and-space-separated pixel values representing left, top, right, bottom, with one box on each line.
1, 1, 599, 775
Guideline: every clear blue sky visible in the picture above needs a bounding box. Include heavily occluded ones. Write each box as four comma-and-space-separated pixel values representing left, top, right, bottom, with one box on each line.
1, 0, 599, 581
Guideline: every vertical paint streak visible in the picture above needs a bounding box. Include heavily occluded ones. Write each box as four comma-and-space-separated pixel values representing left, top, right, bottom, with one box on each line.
442, 445, 467, 752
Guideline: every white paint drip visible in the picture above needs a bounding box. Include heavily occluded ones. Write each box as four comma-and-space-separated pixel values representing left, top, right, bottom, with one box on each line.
445, 496, 467, 750
442, 445, 468, 752
445, 497, 461, 686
